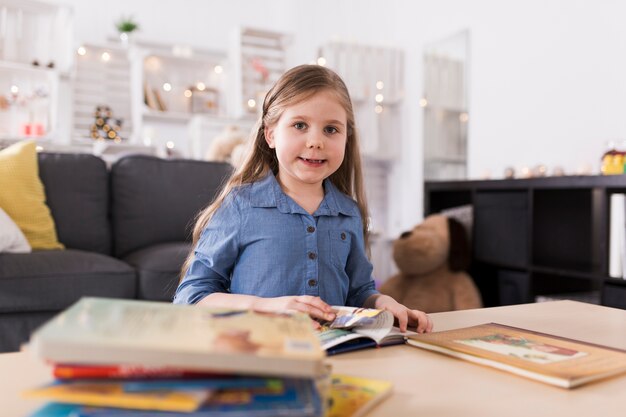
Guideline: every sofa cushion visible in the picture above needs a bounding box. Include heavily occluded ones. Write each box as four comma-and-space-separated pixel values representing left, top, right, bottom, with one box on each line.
123, 242, 191, 301
0, 141, 63, 249
0, 249, 136, 313
38, 152, 111, 255
111, 155, 231, 258
0, 207, 31, 253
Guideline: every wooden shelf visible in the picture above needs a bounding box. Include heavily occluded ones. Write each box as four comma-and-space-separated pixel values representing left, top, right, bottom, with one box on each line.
425, 175, 626, 309
143, 110, 192, 123
531, 265, 605, 282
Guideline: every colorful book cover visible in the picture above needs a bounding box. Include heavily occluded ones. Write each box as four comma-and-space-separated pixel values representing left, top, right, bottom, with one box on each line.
328, 307, 386, 329
325, 374, 393, 417
29, 297, 324, 378
318, 306, 413, 354
28, 378, 322, 417
23, 382, 210, 412
407, 322, 626, 388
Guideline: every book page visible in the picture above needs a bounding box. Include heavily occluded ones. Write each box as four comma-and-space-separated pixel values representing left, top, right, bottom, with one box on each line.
324, 307, 409, 344
329, 307, 386, 329
351, 312, 395, 343
318, 328, 368, 350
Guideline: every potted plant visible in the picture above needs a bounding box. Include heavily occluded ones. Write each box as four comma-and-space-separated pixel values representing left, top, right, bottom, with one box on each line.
115, 16, 139, 44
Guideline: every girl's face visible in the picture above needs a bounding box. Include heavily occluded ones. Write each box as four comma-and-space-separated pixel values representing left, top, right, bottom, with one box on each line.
265, 90, 347, 193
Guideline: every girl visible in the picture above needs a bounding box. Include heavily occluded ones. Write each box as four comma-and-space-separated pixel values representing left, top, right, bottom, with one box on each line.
174, 65, 432, 333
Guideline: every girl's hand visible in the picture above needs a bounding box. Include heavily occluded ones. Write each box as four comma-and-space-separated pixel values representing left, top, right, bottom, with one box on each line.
368, 294, 433, 333
253, 295, 336, 322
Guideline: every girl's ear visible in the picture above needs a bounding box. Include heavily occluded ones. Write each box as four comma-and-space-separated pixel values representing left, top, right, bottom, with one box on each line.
264, 126, 275, 149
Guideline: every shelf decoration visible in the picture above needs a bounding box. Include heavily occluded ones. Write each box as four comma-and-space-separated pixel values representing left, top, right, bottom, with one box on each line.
0, 69, 53, 140
90, 105, 123, 142
72, 44, 132, 143
237, 27, 289, 115
189, 86, 219, 114
0, 1, 73, 73
115, 15, 140, 46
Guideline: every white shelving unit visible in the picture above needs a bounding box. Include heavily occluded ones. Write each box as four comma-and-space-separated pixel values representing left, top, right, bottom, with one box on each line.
0, 0, 72, 146
72, 43, 133, 144
317, 41, 406, 282
0, 0, 73, 73
188, 114, 255, 160
132, 41, 229, 156
231, 27, 289, 117
0, 61, 58, 142
422, 30, 470, 181
319, 41, 404, 161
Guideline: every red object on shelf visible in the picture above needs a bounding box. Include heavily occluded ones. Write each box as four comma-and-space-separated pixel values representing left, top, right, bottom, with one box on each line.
20, 123, 45, 137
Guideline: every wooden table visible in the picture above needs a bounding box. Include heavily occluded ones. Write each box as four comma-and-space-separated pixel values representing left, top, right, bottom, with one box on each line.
3, 300, 626, 417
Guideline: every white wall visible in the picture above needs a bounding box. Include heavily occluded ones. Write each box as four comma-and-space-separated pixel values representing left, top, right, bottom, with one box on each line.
58, 0, 626, 235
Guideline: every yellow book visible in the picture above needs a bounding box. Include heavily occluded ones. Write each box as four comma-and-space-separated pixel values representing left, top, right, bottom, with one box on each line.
29, 297, 325, 378
325, 374, 392, 417
407, 322, 626, 388
23, 383, 210, 412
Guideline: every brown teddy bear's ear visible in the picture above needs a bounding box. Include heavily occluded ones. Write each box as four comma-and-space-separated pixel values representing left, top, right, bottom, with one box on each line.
448, 217, 471, 271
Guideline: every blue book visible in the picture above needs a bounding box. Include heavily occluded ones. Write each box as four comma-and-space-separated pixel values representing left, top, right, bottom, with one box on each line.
121, 377, 281, 392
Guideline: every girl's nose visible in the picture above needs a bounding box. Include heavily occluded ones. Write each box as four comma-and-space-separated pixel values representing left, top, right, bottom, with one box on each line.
306, 132, 324, 149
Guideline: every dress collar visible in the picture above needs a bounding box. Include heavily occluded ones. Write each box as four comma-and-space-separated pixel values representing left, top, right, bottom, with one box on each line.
249, 172, 359, 217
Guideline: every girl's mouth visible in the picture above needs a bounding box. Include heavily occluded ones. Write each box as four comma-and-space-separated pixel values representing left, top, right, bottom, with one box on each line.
299, 157, 325, 164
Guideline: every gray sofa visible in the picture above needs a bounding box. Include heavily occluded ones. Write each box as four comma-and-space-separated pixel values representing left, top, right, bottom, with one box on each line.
0, 153, 231, 352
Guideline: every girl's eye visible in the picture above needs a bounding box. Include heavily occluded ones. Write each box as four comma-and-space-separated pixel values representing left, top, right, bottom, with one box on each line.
294, 122, 307, 130
324, 126, 338, 134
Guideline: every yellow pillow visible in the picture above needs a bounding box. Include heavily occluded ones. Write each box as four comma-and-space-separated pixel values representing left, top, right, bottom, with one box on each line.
0, 141, 63, 249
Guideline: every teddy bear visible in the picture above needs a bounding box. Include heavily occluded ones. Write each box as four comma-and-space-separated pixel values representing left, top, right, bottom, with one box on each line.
379, 214, 482, 313
205, 125, 247, 168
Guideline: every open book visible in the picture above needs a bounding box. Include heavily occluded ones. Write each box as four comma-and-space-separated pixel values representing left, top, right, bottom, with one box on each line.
318, 306, 414, 355
28, 297, 325, 378
407, 323, 626, 388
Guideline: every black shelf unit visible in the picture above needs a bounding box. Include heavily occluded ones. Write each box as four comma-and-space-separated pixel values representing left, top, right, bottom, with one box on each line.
424, 175, 626, 309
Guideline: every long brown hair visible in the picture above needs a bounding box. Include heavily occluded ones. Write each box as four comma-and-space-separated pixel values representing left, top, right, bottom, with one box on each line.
180, 64, 369, 280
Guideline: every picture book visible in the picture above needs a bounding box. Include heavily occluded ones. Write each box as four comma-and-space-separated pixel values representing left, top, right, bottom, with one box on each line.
325, 374, 392, 417
28, 378, 322, 417
406, 322, 626, 388
24, 382, 211, 412
29, 297, 325, 378
318, 306, 414, 355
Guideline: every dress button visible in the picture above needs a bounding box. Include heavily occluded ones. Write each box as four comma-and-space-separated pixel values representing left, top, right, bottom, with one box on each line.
307, 226, 315, 233
341, 232, 346, 240
308, 252, 317, 260
308, 279, 317, 287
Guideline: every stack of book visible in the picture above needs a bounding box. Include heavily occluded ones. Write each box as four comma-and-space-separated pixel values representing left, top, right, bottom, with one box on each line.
24, 297, 327, 417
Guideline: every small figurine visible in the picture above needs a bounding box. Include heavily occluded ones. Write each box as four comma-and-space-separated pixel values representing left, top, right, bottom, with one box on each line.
503, 167, 515, 179
532, 164, 547, 177
90, 105, 123, 142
